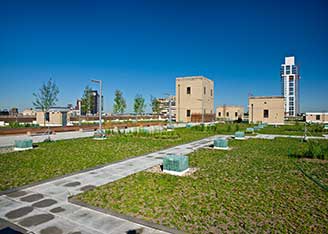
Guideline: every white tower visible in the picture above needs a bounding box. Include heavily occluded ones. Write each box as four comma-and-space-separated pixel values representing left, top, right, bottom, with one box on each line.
280, 56, 300, 116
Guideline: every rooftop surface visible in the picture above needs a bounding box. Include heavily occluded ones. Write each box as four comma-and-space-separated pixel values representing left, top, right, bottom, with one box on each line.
176, 76, 213, 82
248, 96, 284, 99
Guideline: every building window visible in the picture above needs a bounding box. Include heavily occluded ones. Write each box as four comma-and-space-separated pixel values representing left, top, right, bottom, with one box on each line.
289, 76, 294, 81
226, 112, 229, 117
292, 65, 297, 74
235, 112, 238, 117
263, 109, 269, 118
218, 112, 221, 117
187, 87, 191, 94
204, 87, 206, 95
316, 115, 320, 120
286, 65, 290, 74
186, 109, 191, 117
45, 112, 50, 122
280, 66, 284, 75
211, 89, 213, 96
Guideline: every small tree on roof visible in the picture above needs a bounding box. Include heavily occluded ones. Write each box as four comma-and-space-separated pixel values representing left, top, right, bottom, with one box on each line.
33, 78, 59, 138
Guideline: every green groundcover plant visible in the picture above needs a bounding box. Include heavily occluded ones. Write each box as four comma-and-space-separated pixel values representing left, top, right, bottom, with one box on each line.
0, 128, 213, 191
77, 138, 328, 234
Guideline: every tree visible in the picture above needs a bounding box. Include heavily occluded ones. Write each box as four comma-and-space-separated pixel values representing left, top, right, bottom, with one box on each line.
150, 95, 161, 115
113, 89, 127, 114
81, 86, 94, 115
33, 78, 59, 137
134, 94, 146, 119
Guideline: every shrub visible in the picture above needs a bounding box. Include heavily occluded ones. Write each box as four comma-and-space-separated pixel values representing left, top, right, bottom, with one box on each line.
289, 140, 328, 160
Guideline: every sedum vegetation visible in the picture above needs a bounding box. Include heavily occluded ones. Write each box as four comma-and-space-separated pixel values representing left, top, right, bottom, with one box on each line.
0, 128, 213, 191
78, 138, 328, 234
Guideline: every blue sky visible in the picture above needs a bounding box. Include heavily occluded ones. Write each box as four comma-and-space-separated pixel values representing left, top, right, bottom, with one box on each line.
0, 0, 327, 113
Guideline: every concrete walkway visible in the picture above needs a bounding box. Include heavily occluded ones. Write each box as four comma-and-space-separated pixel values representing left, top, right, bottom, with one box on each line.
0, 131, 95, 148
0, 135, 219, 234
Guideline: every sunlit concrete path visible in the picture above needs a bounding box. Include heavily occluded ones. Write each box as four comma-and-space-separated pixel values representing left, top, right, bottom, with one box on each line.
0, 131, 95, 148
0, 135, 220, 234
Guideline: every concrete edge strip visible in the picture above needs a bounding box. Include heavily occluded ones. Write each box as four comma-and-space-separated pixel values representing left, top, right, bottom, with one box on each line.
68, 197, 186, 234
0, 136, 216, 196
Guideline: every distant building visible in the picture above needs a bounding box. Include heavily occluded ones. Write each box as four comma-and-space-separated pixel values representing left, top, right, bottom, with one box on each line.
306, 112, 328, 124
280, 56, 300, 117
22, 108, 36, 116
176, 76, 214, 122
80, 90, 102, 115
156, 96, 176, 120
36, 107, 70, 127
75, 99, 82, 116
248, 96, 285, 125
216, 105, 244, 121
9, 108, 18, 116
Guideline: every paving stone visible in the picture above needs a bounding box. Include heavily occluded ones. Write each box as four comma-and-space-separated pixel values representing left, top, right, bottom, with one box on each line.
6, 190, 28, 198
40, 226, 63, 234
79, 185, 96, 192
5, 206, 34, 219
20, 193, 44, 202
19, 213, 55, 227
63, 181, 81, 187
32, 199, 57, 208
0, 198, 24, 216
50, 207, 66, 213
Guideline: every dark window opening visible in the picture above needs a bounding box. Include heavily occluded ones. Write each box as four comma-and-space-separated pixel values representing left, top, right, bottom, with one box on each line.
204, 87, 206, 95
227, 112, 229, 117
218, 112, 221, 116
186, 109, 191, 117
235, 112, 238, 117
45, 112, 50, 122
187, 87, 191, 94
264, 109, 269, 118
211, 89, 213, 96
316, 115, 320, 120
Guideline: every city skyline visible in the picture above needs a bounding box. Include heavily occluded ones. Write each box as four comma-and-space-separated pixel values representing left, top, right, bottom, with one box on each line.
1, 0, 327, 113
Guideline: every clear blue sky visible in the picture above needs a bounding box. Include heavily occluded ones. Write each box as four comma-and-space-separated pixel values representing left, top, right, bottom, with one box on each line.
0, 0, 327, 113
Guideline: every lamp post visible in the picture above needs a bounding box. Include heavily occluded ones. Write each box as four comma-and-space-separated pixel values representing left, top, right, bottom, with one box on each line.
91, 79, 102, 132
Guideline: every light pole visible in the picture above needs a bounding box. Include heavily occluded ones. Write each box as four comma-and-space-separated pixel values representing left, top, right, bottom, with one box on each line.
91, 79, 102, 132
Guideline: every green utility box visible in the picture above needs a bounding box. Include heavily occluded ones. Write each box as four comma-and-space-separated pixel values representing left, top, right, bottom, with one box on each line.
186, 123, 192, 128
214, 138, 228, 149
14, 139, 33, 151
94, 130, 106, 140
258, 124, 265, 129
246, 127, 254, 133
253, 126, 260, 131
163, 155, 189, 172
235, 131, 245, 139
167, 124, 174, 129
